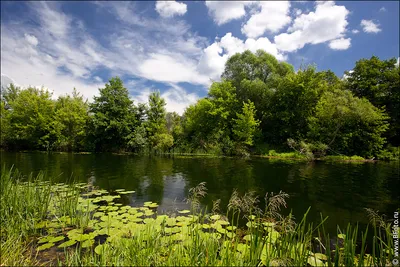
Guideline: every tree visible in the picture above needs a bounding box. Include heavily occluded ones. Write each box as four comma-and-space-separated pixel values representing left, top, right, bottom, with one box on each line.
308, 89, 389, 158
89, 77, 135, 152
344, 56, 400, 145
1, 85, 59, 150
267, 66, 329, 144
54, 89, 89, 151
233, 100, 260, 147
146, 91, 173, 152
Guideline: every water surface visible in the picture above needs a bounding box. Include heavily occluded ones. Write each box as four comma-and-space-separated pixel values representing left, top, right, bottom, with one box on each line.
2, 151, 398, 234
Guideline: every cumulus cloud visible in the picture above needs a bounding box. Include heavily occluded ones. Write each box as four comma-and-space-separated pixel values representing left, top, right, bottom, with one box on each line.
241, 1, 292, 38
205, 1, 254, 25
329, 38, 351, 50
155, 1, 187, 18
274, 1, 350, 52
197, 32, 286, 81
379, 7, 387, 12
352, 29, 360, 34
360, 19, 381, 33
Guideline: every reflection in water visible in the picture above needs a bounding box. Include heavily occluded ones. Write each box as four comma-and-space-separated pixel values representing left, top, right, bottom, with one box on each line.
1, 151, 398, 235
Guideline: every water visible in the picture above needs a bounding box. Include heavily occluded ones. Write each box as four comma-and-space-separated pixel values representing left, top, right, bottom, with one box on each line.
1, 151, 399, 234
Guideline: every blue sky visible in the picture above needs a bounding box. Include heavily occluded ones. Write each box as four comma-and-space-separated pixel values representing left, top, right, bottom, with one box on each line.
1, 1, 399, 114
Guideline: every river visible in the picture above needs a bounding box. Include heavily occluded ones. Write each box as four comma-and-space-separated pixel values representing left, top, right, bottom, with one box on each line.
1, 151, 399, 235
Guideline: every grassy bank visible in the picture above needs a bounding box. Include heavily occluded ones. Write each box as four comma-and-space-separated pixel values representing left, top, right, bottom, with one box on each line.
0, 168, 396, 266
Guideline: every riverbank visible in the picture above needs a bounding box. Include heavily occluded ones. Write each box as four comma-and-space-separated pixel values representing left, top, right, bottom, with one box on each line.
4, 148, 396, 163
1, 168, 395, 266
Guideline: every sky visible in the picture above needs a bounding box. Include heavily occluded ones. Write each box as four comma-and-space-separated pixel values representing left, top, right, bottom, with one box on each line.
1, 1, 399, 114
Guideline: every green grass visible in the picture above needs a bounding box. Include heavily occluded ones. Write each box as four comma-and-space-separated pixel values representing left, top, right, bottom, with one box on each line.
0, 167, 396, 266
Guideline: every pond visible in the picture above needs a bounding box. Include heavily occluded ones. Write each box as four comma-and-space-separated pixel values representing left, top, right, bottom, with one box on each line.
1, 151, 399, 235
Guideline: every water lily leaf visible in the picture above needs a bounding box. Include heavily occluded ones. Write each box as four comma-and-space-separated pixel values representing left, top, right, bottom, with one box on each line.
81, 239, 94, 248
176, 216, 189, 222
226, 226, 237, 231
49, 236, 65, 243
178, 210, 190, 214
246, 221, 258, 228
263, 222, 275, 227
307, 256, 325, 267
210, 215, 220, 220
202, 224, 210, 229
94, 244, 108, 255
144, 218, 155, 224
216, 220, 229, 225
115, 203, 123, 206
338, 234, 346, 239
134, 212, 144, 217
130, 218, 143, 223
226, 232, 235, 238
243, 235, 253, 242
38, 236, 53, 244
148, 203, 158, 208
144, 201, 153, 205
93, 212, 104, 218
314, 253, 328, 261
37, 242, 54, 251
58, 240, 77, 248
115, 189, 125, 192
120, 190, 135, 194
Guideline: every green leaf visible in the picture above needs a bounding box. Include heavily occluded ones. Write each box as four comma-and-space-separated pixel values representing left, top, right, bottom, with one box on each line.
178, 210, 190, 214
58, 240, 77, 248
37, 242, 54, 251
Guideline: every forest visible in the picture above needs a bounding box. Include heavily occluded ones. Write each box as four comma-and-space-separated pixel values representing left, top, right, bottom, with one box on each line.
1, 50, 399, 160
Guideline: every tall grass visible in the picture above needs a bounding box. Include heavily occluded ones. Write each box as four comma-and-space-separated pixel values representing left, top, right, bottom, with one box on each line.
0, 167, 396, 266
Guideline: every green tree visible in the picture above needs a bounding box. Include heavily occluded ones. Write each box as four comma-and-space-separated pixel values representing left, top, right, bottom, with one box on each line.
308, 89, 389, 158
1, 85, 59, 150
146, 91, 173, 152
54, 89, 89, 151
89, 77, 135, 152
233, 100, 260, 147
344, 56, 400, 145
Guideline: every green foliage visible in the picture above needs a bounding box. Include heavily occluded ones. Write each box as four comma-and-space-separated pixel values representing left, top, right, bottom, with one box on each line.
233, 100, 260, 146
89, 77, 136, 152
308, 89, 389, 158
1, 85, 59, 150
145, 91, 173, 152
345, 56, 400, 146
54, 88, 89, 151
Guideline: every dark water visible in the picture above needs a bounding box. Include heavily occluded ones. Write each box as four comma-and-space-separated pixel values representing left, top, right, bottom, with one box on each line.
1, 151, 399, 234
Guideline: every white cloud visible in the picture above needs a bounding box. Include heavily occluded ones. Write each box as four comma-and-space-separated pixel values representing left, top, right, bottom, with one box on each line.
138, 53, 209, 85
197, 32, 286, 81
395, 57, 399, 68
205, 1, 254, 25
379, 7, 387, 12
274, 1, 350, 52
93, 76, 103, 83
352, 29, 360, 34
242, 1, 292, 38
155, 1, 187, 18
293, 8, 302, 16
328, 38, 351, 50
130, 85, 199, 115
360, 19, 381, 33
24, 33, 38, 46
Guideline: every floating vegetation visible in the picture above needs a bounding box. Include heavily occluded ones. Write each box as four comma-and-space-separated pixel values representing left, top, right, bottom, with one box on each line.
0, 168, 396, 267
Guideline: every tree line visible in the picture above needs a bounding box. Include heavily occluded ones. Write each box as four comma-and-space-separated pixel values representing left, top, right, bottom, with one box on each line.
1, 50, 399, 160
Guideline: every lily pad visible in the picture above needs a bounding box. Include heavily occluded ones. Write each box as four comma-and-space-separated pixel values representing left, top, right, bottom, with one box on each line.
178, 210, 190, 214
120, 190, 135, 194
49, 236, 65, 243
37, 242, 54, 251
210, 215, 220, 220
58, 239, 77, 248
38, 236, 53, 244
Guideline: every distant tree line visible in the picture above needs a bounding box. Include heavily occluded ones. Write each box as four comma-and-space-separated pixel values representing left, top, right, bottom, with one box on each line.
1, 51, 399, 160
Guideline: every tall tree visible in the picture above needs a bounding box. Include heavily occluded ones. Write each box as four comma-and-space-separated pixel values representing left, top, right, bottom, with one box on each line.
55, 89, 89, 151
89, 77, 135, 152
344, 56, 400, 145
146, 91, 173, 152
233, 100, 260, 147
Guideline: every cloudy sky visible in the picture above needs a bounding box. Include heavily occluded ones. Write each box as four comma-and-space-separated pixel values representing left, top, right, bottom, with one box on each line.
1, 1, 399, 114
